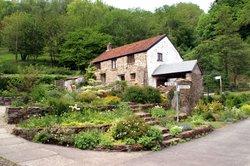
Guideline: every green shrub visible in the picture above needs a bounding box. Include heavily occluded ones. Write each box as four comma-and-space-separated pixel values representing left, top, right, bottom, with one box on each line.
137, 136, 154, 147
33, 130, 53, 143
194, 100, 209, 114
124, 138, 136, 145
11, 99, 26, 107
208, 101, 224, 113
225, 93, 246, 108
122, 86, 161, 104
74, 131, 100, 149
146, 126, 163, 141
122, 86, 146, 103
0, 63, 18, 74
202, 111, 216, 121
47, 97, 72, 115
99, 134, 113, 146
76, 91, 97, 103
103, 96, 121, 105
110, 115, 149, 140
136, 127, 162, 149
147, 106, 167, 118
241, 104, 250, 115
144, 86, 161, 103
189, 115, 206, 126
169, 126, 182, 136
33, 127, 75, 145
0, 90, 15, 97
30, 84, 50, 102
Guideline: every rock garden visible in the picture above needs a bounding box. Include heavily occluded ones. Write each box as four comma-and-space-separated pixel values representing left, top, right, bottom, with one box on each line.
1, 75, 250, 152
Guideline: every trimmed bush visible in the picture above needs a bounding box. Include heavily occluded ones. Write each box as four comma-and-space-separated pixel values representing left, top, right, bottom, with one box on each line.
122, 86, 161, 104
110, 115, 149, 140
76, 91, 97, 103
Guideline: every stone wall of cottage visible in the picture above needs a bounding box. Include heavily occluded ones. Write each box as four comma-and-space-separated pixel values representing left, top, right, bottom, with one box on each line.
95, 52, 148, 85
171, 64, 203, 114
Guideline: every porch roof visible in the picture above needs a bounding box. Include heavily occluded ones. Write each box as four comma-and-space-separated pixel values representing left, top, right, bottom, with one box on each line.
152, 60, 197, 76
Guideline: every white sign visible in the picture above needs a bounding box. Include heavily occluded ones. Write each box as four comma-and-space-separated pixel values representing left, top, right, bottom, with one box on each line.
215, 76, 221, 80
164, 82, 177, 86
178, 85, 191, 89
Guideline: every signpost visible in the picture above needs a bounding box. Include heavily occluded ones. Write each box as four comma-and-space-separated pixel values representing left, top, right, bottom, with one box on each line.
215, 76, 222, 95
165, 82, 190, 122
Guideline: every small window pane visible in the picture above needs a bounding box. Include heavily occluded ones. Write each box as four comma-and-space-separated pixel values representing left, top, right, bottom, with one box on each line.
130, 73, 136, 80
157, 53, 163, 61
111, 59, 117, 69
127, 55, 135, 64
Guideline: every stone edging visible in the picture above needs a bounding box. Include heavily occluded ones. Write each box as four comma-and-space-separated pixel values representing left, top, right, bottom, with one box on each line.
0, 97, 17, 106
177, 125, 213, 139
5, 107, 44, 124
12, 124, 112, 141
95, 144, 143, 152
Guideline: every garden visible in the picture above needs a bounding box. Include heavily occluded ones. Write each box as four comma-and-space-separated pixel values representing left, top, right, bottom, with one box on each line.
1, 68, 250, 151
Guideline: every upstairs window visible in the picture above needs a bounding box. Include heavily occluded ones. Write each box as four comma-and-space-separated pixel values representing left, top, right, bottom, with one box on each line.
127, 55, 135, 64
111, 59, 117, 69
157, 53, 163, 62
95, 62, 101, 69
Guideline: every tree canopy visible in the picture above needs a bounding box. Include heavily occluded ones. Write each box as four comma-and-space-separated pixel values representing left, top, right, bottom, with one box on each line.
0, 0, 249, 86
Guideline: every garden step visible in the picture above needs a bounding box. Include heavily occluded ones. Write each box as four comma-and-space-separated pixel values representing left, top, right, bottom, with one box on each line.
143, 117, 155, 122
134, 112, 151, 118
173, 113, 188, 121
154, 125, 169, 134
131, 108, 142, 112
162, 138, 180, 146
162, 133, 173, 141
129, 105, 141, 109
146, 120, 158, 125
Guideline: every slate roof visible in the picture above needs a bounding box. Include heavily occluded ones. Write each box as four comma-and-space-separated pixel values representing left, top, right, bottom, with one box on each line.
92, 34, 166, 63
152, 60, 198, 76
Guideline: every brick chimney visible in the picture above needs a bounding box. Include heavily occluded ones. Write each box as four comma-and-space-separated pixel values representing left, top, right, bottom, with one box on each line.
106, 42, 112, 51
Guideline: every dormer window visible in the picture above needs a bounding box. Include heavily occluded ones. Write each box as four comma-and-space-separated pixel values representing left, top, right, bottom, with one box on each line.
157, 53, 163, 62
127, 55, 135, 64
111, 59, 117, 69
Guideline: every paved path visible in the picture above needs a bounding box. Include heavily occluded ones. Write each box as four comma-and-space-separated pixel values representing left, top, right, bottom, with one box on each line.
1, 106, 250, 166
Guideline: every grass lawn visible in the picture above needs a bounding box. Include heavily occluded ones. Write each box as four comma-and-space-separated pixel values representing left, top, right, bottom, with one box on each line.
0, 48, 52, 66
227, 91, 250, 96
0, 48, 79, 75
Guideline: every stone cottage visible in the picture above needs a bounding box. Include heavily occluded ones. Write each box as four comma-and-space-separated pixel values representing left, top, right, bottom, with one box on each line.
92, 34, 202, 86
92, 34, 203, 113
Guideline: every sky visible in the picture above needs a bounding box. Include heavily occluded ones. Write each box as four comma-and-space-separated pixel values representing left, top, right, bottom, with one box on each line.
101, 0, 215, 13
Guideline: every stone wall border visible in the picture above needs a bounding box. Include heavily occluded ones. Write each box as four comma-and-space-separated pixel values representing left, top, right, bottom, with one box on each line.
5, 107, 45, 124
